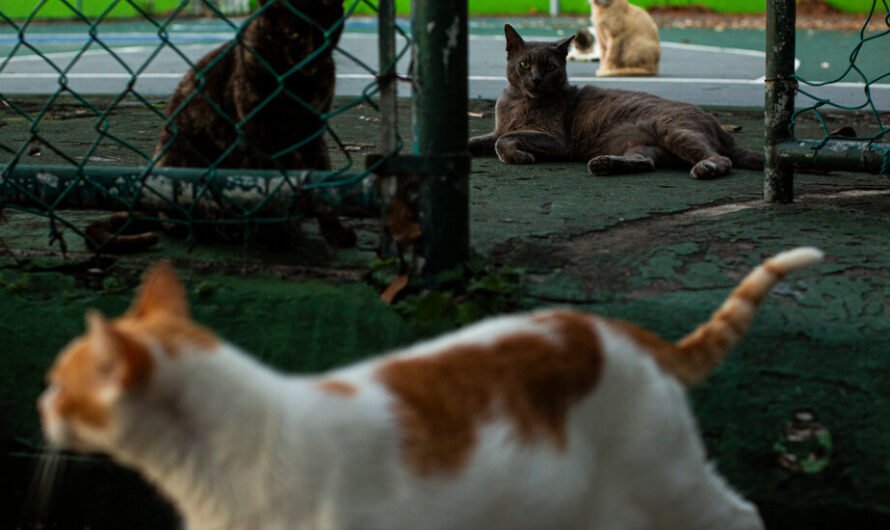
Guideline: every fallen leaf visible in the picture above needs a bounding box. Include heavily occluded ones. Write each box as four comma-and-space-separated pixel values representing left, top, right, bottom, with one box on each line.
380, 274, 410, 304
386, 198, 422, 248
828, 126, 857, 138
721, 124, 743, 133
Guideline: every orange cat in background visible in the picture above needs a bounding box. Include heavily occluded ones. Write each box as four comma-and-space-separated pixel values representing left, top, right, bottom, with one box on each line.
592, 0, 660, 77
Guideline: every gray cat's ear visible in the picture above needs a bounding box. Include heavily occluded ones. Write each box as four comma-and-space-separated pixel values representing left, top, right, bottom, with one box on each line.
554, 35, 575, 57
504, 24, 525, 53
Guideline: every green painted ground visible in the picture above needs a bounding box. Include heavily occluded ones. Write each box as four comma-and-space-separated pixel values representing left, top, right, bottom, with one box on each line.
2, 97, 890, 528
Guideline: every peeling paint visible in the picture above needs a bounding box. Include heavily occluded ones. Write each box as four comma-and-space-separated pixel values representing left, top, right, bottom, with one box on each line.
35, 171, 58, 188
442, 15, 460, 74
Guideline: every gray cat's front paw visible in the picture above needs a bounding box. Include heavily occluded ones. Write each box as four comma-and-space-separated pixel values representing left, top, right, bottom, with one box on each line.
497, 148, 536, 165
690, 156, 731, 180
468, 135, 497, 156
587, 155, 616, 176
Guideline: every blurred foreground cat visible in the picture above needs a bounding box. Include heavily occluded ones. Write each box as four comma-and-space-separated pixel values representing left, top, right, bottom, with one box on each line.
590, 0, 660, 76
39, 248, 824, 529
471, 25, 762, 179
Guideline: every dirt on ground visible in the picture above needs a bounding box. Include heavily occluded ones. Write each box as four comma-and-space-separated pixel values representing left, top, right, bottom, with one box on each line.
649, 1, 889, 31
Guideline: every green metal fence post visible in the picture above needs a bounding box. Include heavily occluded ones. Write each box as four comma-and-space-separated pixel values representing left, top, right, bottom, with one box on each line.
764, 0, 797, 203
377, 0, 400, 258
378, 0, 398, 158
411, 0, 470, 278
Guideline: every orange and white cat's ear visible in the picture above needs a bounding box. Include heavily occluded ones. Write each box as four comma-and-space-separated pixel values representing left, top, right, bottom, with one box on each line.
86, 310, 153, 388
554, 35, 575, 57
504, 24, 526, 54
127, 260, 190, 319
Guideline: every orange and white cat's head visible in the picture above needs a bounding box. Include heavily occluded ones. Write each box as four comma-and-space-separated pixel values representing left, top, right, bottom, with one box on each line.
38, 261, 216, 453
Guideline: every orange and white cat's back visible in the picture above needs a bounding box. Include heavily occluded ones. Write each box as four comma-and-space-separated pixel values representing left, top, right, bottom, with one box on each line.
38, 248, 822, 530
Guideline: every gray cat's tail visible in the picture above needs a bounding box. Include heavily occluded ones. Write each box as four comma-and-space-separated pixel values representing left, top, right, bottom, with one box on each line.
729, 145, 765, 170
668, 247, 823, 385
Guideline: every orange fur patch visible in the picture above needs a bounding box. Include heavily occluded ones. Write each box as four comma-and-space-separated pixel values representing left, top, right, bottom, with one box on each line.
377, 310, 603, 477
318, 379, 358, 397
612, 316, 738, 386
49, 329, 153, 428
606, 318, 688, 377
732, 278, 768, 305
50, 340, 111, 428
117, 260, 218, 355
118, 313, 218, 356
734, 265, 783, 306
128, 260, 191, 319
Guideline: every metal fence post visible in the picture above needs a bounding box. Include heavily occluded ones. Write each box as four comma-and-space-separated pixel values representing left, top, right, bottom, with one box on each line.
376, 0, 400, 258
411, 0, 470, 277
764, 0, 796, 203
550, 0, 560, 17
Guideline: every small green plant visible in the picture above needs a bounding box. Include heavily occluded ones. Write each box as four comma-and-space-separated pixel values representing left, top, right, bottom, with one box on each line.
0, 272, 31, 293
193, 281, 216, 299
774, 410, 833, 475
101, 275, 124, 293
393, 254, 523, 337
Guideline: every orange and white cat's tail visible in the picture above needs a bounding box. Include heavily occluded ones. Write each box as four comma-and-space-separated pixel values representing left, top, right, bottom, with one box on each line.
672, 247, 823, 385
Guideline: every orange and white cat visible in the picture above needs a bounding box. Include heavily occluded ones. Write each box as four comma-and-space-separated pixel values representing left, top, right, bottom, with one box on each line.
591, 0, 661, 77
38, 248, 823, 530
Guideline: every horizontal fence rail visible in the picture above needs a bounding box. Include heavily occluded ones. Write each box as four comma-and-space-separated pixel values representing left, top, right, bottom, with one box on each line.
765, 0, 890, 202
0, 0, 417, 252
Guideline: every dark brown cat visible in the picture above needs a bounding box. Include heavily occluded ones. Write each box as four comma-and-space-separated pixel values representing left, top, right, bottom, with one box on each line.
84, 0, 353, 253
469, 24, 763, 179
154, 0, 342, 170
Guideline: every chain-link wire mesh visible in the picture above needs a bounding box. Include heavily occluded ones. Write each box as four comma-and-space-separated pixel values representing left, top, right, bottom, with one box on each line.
0, 0, 411, 252
789, 0, 890, 175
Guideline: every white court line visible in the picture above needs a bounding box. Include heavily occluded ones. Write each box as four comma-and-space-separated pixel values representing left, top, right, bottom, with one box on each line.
467, 75, 890, 90
660, 41, 764, 58
2, 72, 888, 92
466, 34, 766, 59
2, 33, 765, 61
0, 72, 183, 78
0, 37, 870, 88
0, 45, 195, 63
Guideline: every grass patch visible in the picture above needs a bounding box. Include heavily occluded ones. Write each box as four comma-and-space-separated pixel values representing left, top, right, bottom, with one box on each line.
0, 0, 873, 21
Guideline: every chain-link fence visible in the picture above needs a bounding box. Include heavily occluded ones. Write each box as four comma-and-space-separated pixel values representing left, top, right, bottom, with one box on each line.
765, 0, 890, 202
0, 0, 458, 259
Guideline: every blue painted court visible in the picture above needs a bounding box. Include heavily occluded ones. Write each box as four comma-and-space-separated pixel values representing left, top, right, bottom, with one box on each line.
0, 17, 888, 109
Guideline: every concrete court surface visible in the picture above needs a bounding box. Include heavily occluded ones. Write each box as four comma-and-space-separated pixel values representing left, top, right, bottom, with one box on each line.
1, 16, 889, 108
2, 14, 890, 530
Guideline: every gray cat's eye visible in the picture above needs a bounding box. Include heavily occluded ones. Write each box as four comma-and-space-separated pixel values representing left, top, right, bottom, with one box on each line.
519, 60, 531, 70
